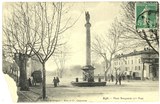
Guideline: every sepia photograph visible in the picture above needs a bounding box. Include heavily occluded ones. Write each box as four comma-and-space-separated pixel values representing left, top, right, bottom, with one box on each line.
1, 1, 159, 103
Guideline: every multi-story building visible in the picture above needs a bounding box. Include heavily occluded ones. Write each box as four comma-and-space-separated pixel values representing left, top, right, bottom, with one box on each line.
111, 48, 159, 80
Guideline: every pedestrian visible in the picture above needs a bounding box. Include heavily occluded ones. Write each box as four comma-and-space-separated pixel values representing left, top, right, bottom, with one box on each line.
56, 77, 60, 86
133, 72, 135, 80
115, 74, 122, 85
53, 77, 57, 87
28, 78, 32, 86
115, 74, 118, 85
111, 74, 114, 82
118, 74, 122, 85
98, 74, 101, 82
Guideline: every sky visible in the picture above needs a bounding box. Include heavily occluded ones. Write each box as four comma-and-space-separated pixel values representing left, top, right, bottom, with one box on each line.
46, 2, 122, 71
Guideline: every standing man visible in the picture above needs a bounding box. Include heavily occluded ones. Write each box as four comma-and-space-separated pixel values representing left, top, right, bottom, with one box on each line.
53, 77, 57, 87
115, 73, 122, 85
118, 74, 122, 85
56, 77, 60, 86
111, 74, 114, 82
115, 73, 118, 85
28, 78, 32, 86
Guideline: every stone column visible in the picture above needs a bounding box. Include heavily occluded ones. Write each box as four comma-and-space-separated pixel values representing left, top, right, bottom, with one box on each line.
85, 22, 91, 65
85, 11, 91, 65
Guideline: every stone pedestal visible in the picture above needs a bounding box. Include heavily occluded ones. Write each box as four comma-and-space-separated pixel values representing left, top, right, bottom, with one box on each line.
82, 65, 95, 82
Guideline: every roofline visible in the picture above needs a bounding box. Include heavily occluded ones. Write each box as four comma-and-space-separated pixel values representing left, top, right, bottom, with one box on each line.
114, 50, 157, 59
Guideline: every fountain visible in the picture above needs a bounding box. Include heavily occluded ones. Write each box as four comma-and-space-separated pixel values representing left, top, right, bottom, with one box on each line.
71, 12, 106, 87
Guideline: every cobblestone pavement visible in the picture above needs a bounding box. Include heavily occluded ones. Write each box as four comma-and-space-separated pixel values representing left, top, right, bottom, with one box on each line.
17, 79, 159, 102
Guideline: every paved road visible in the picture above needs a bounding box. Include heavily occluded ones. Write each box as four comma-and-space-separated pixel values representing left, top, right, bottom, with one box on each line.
18, 79, 159, 102
46, 80, 159, 102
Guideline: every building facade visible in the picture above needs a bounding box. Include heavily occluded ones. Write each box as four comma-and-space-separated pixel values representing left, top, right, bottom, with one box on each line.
111, 49, 159, 80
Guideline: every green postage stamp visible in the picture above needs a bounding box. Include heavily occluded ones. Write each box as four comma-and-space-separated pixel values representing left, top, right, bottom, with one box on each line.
136, 2, 158, 29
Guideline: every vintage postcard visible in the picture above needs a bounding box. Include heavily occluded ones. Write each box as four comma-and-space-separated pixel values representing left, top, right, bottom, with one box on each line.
1, 1, 159, 103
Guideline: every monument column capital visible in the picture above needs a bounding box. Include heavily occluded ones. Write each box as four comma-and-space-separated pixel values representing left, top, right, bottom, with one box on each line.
85, 23, 91, 28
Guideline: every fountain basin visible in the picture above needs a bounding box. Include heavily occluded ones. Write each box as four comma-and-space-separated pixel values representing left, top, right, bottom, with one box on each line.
71, 81, 106, 87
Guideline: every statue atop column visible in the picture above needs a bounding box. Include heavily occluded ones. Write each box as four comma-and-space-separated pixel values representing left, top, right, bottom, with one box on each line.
85, 11, 90, 23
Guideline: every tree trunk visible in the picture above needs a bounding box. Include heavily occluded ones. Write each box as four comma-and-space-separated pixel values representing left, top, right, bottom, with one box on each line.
17, 71, 19, 84
104, 61, 111, 81
19, 54, 29, 91
104, 60, 108, 81
42, 63, 46, 99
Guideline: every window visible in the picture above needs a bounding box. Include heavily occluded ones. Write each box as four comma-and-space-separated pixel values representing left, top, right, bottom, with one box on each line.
135, 66, 137, 70
139, 59, 141, 63
138, 66, 140, 70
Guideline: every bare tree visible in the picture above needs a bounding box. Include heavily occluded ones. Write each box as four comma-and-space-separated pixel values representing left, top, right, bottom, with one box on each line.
92, 19, 125, 81
120, 2, 159, 55
54, 45, 69, 78
27, 2, 79, 99
3, 3, 41, 91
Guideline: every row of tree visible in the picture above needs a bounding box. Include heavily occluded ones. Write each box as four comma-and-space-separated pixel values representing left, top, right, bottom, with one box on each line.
3, 2, 77, 99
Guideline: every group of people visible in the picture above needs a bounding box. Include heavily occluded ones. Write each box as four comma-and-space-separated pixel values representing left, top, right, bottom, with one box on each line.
115, 74, 122, 85
53, 77, 60, 87
106, 74, 122, 85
